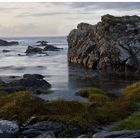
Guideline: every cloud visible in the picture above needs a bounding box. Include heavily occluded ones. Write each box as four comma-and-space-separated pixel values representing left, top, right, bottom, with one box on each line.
70, 2, 140, 11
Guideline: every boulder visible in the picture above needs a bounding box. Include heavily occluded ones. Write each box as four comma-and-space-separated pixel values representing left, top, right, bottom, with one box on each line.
67, 14, 140, 74
93, 130, 140, 138
0, 39, 18, 46
0, 74, 51, 93
25, 46, 43, 55
43, 44, 63, 51
0, 120, 19, 138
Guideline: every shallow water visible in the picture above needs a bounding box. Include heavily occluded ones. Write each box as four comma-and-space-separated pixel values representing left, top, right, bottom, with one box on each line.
0, 36, 140, 101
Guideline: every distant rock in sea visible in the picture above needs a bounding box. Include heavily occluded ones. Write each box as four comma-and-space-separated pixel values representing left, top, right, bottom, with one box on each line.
67, 14, 140, 74
0, 39, 18, 46
25, 46, 44, 55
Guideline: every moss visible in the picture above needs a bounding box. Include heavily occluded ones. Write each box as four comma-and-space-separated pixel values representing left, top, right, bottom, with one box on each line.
89, 94, 109, 105
92, 98, 136, 124
78, 87, 105, 98
123, 82, 140, 102
111, 112, 140, 131
103, 14, 140, 25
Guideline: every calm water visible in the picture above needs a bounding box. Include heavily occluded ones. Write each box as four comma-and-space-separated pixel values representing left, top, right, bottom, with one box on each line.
0, 36, 139, 101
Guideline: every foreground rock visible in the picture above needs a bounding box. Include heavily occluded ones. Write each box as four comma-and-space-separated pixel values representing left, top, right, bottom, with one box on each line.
43, 44, 63, 51
0, 120, 19, 138
0, 74, 51, 93
0, 39, 18, 46
67, 14, 140, 74
93, 130, 140, 138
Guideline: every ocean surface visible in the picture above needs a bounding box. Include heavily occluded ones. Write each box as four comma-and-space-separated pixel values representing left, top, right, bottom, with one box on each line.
0, 36, 140, 101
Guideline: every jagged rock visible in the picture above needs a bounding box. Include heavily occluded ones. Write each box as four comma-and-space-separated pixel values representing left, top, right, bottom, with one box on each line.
67, 14, 140, 74
43, 44, 63, 51
0, 120, 19, 138
25, 46, 44, 55
93, 130, 140, 138
0, 39, 18, 46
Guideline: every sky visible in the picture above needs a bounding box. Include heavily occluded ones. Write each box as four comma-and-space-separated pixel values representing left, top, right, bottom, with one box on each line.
0, 2, 140, 37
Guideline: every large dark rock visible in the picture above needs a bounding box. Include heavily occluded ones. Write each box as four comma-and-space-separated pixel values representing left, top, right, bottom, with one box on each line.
25, 46, 44, 55
67, 14, 140, 74
93, 130, 140, 138
0, 74, 51, 93
43, 44, 63, 51
0, 39, 18, 46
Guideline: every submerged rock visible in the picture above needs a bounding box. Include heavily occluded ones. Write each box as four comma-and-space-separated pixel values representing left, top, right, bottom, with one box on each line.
25, 46, 44, 55
93, 130, 140, 138
36, 41, 48, 46
67, 14, 140, 74
2, 50, 11, 53
0, 120, 19, 138
0, 39, 18, 46
43, 44, 63, 51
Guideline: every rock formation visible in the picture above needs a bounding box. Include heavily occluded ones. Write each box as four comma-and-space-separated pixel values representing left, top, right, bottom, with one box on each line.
0, 39, 18, 46
67, 14, 140, 73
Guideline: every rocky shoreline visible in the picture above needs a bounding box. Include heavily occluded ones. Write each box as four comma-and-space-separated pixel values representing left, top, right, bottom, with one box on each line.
67, 14, 140, 74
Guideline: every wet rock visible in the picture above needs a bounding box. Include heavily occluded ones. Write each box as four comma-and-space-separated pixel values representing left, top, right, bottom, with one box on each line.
36, 131, 55, 138
2, 50, 11, 53
0, 39, 18, 46
93, 130, 140, 138
25, 46, 44, 55
43, 44, 63, 51
22, 129, 42, 138
0, 74, 51, 93
24, 121, 63, 133
67, 14, 140, 74
0, 120, 19, 138
78, 134, 92, 138
36, 41, 48, 46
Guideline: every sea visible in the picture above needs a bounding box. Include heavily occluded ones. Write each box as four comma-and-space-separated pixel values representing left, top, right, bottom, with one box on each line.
0, 36, 139, 101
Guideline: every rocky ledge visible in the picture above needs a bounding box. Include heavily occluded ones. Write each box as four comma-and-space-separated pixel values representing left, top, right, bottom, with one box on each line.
67, 14, 140, 74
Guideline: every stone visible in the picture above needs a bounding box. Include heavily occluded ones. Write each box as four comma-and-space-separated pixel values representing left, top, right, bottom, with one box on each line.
0, 74, 51, 93
36, 41, 48, 46
43, 44, 63, 51
36, 131, 55, 138
93, 130, 140, 138
25, 46, 43, 55
78, 134, 92, 138
0, 39, 18, 46
0, 120, 19, 138
22, 129, 42, 138
67, 14, 140, 74
25, 121, 63, 134
2, 50, 11, 53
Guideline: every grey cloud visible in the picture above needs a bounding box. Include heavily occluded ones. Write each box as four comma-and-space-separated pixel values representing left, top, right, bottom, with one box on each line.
70, 2, 140, 11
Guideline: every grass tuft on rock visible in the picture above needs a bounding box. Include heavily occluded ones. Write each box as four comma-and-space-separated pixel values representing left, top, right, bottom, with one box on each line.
111, 112, 140, 131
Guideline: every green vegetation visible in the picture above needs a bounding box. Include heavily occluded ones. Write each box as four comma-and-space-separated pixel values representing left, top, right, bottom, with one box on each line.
78, 87, 105, 98
103, 14, 140, 25
0, 81, 139, 129
111, 112, 140, 131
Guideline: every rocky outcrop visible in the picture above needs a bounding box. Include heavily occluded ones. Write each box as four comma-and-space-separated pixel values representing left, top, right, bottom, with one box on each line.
67, 14, 140, 73
43, 44, 63, 51
0, 74, 51, 93
0, 39, 18, 46
25, 46, 44, 55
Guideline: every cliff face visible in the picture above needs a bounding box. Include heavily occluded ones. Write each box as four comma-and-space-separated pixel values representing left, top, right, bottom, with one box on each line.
67, 14, 140, 73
